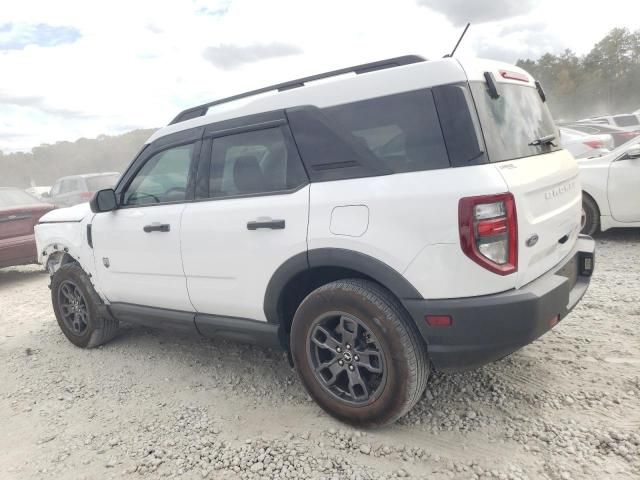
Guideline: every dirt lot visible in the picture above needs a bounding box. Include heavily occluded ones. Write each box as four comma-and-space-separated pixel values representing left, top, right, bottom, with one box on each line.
1, 230, 639, 480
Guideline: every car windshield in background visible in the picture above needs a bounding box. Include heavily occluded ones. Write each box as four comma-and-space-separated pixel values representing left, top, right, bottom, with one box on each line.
0, 188, 41, 208
86, 174, 119, 191
614, 115, 640, 127
470, 83, 560, 163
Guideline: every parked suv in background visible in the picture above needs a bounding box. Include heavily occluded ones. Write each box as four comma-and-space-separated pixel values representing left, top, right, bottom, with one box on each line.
35, 55, 595, 426
49, 172, 119, 207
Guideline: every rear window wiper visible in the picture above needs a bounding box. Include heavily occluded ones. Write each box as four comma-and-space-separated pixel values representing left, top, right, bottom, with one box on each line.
528, 134, 556, 147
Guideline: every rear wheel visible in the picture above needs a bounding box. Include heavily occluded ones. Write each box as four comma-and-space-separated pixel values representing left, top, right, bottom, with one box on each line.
51, 263, 118, 348
581, 194, 600, 236
290, 279, 429, 426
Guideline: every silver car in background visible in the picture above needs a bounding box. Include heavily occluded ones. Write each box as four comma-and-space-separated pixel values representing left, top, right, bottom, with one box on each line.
48, 172, 120, 207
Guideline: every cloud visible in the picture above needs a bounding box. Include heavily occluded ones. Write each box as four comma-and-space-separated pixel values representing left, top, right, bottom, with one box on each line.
202, 42, 302, 70
0, 91, 89, 118
417, 0, 535, 26
0, 23, 81, 50
474, 22, 564, 62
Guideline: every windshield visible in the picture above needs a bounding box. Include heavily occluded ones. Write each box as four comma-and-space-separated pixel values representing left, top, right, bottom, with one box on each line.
614, 115, 640, 127
470, 82, 560, 163
0, 188, 41, 208
86, 174, 119, 191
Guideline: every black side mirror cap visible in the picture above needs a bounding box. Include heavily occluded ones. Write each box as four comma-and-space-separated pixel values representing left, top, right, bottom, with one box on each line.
90, 189, 118, 213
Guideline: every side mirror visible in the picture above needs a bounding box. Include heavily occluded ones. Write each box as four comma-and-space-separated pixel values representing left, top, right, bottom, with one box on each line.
625, 144, 640, 160
90, 189, 118, 213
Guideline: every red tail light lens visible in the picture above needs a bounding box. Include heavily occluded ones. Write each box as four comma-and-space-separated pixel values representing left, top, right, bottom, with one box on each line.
80, 191, 93, 200
583, 139, 604, 149
459, 193, 518, 275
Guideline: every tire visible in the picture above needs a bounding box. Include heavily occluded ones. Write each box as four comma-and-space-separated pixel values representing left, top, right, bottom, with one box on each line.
290, 279, 429, 426
51, 263, 118, 348
581, 194, 600, 236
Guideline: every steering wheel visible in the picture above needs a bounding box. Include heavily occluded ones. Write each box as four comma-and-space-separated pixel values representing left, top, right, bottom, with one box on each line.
126, 191, 160, 205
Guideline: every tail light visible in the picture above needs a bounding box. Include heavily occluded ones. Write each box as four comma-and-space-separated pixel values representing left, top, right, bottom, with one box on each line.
583, 139, 604, 149
80, 191, 93, 200
459, 193, 518, 275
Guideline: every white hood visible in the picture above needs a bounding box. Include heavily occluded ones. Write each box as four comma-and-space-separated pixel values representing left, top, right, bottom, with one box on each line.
40, 202, 93, 223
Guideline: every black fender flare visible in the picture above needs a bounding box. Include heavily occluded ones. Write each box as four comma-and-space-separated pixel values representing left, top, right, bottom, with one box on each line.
263, 248, 423, 325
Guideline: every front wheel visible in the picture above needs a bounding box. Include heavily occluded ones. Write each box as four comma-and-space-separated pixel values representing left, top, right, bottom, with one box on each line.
290, 279, 429, 426
51, 263, 118, 348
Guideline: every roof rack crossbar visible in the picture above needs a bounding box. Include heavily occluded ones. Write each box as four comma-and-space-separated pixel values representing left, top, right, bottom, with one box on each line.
168, 55, 426, 125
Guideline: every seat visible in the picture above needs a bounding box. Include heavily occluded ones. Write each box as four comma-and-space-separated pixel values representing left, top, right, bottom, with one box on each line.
233, 155, 266, 194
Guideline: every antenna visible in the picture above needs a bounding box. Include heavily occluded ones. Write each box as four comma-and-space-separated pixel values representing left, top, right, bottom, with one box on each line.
444, 22, 470, 58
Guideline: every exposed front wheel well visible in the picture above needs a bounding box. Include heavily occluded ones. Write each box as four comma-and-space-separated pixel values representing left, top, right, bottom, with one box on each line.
45, 251, 79, 275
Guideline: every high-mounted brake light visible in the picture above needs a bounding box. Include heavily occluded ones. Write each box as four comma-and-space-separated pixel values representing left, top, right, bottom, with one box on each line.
459, 193, 518, 275
499, 70, 529, 83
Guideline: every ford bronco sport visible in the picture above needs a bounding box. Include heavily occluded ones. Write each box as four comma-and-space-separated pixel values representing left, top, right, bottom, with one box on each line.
35, 55, 595, 426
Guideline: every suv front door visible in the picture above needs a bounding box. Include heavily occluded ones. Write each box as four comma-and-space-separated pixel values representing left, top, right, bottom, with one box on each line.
92, 130, 202, 311
181, 115, 309, 322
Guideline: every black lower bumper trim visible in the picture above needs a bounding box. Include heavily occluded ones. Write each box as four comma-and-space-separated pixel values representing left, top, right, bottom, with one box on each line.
403, 235, 596, 372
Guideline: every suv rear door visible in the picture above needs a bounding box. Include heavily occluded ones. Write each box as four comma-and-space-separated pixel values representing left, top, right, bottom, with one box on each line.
181, 112, 309, 323
469, 73, 581, 288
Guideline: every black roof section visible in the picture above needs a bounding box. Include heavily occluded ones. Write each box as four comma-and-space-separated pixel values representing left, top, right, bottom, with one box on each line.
168, 55, 426, 126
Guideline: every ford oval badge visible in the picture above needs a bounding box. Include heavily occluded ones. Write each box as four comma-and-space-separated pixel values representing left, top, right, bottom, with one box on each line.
526, 234, 539, 247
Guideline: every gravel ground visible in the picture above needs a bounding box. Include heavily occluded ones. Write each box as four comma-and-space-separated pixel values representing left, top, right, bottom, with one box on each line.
1, 229, 639, 480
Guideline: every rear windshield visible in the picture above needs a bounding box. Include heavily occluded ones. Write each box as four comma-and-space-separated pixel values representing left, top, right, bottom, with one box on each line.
614, 115, 640, 127
86, 174, 119, 191
470, 82, 560, 163
0, 189, 41, 207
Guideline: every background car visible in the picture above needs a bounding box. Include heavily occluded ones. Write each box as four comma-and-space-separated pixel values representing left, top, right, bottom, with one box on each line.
578, 136, 640, 235
559, 122, 640, 148
578, 114, 640, 131
559, 127, 612, 159
25, 186, 52, 202
0, 187, 54, 268
49, 172, 120, 207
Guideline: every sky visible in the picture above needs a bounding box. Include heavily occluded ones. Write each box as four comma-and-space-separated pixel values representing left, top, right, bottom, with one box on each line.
1, 0, 639, 153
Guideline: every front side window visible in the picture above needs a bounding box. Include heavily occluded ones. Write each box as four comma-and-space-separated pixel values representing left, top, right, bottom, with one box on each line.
322, 89, 450, 173
470, 82, 560, 163
123, 143, 194, 206
209, 127, 307, 197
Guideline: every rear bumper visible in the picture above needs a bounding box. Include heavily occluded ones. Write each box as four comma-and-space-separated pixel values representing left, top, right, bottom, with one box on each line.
404, 235, 595, 372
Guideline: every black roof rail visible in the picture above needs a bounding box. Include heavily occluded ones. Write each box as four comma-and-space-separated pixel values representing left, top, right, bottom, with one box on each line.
168, 55, 426, 125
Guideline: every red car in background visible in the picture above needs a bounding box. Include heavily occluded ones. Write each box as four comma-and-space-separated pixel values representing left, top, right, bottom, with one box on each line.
0, 187, 55, 269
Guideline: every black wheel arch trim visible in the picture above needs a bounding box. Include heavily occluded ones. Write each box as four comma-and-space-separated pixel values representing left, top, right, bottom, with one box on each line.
263, 248, 424, 326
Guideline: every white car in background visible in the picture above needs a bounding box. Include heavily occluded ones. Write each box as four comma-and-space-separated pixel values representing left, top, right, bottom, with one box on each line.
578, 136, 640, 235
579, 114, 640, 131
559, 127, 612, 159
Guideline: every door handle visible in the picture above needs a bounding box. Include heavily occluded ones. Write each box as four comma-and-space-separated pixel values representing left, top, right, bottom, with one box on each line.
247, 219, 285, 230
143, 223, 170, 233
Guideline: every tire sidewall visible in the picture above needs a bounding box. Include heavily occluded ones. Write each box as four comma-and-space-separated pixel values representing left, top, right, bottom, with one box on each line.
51, 264, 101, 348
291, 284, 415, 426
581, 196, 599, 236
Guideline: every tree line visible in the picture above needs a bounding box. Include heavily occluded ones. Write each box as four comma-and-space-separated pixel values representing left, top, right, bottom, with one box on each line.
1, 129, 155, 188
517, 27, 640, 121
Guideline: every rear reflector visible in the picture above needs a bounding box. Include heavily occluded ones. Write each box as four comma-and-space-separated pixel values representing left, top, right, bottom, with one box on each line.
549, 315, 559, 327
425, 315, 452, 327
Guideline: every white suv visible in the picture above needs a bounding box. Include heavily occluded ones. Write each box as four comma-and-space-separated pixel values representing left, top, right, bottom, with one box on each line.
35, 55, 595, 426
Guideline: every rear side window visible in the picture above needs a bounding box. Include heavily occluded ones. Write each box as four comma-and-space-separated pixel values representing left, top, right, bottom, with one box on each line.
86, 174, 119, 191
322, 90, 450, 173
209, 127, 307, 197
614, 115, 640, 127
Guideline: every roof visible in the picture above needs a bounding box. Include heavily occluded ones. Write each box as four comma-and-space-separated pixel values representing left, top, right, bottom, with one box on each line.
146, 56, 532, 145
